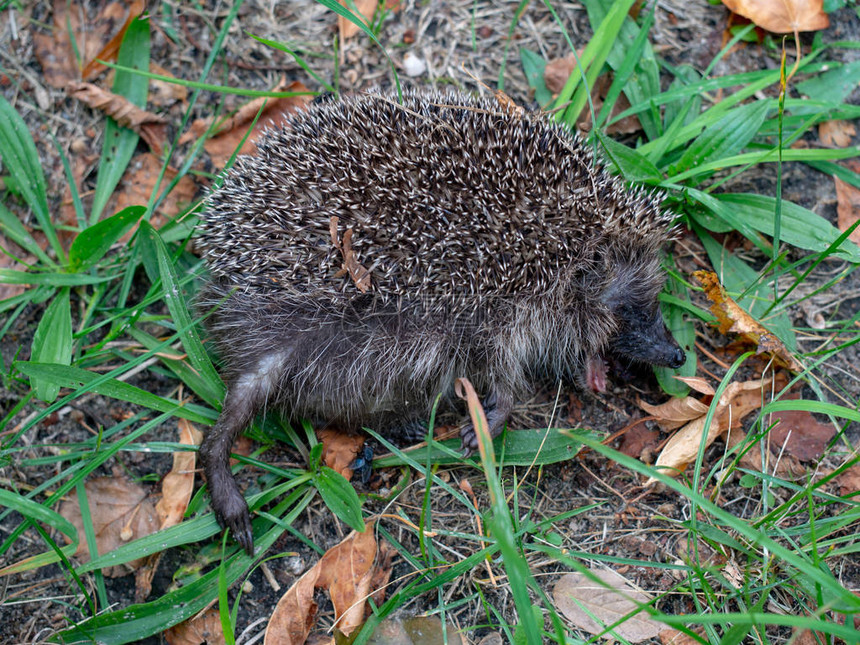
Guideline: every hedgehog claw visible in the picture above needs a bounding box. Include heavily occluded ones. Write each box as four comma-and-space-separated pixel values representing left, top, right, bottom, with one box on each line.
458, 390, 513, 457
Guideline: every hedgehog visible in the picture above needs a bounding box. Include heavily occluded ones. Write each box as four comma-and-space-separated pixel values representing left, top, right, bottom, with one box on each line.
196, 88, 685, 554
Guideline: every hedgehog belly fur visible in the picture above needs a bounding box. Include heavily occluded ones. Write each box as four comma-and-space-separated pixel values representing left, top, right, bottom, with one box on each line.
196, 88, 683, 554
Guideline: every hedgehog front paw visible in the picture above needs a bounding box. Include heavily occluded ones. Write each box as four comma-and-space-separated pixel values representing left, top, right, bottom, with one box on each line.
211, 480, 254, 556
459, 390, 513, 456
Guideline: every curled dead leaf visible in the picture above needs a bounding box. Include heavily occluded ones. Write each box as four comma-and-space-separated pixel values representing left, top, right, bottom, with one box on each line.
68, 81, 167, 154
330, 216, 372, 293
694, 270, 803, 372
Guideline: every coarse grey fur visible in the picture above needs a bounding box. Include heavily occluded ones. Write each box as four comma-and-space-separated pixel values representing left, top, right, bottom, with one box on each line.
197, 88, 685, 554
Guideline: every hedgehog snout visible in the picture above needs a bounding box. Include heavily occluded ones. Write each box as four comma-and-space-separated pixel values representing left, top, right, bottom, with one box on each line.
609, 306, 685, 369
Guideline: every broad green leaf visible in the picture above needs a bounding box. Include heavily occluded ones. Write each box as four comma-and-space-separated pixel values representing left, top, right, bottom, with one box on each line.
68, 205, 144, 271
372, 427, 590, 469
520, 48, 552, 108
30, 289, 72, 402
14, 362, 215, 424
672, 100, 771, 174
314, 466, 365, 532
90, 16, 151, 224
716, 193, 860, 262
795, 60, 860, 104
0, 96, 62, 261
596, 130, 662, 183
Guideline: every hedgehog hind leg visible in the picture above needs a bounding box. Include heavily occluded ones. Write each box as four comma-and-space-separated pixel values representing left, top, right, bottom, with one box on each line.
459, 388, 514, 455
200, 354, 286, 555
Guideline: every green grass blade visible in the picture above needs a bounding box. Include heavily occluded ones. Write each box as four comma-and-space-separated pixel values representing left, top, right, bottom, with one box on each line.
671, 100, 771, 175
14, 362, 214, 425
0, 96, 62, 261
29, 288, 72, 402
89, 16, 151, 224
139, 221, 224, 403
0, 201, 54, 266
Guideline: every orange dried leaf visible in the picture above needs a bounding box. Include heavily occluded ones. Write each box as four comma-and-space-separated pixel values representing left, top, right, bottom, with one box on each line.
338, 0, 377, 40
649, 378, 773, 483
164, 608, 224, 645
330, 217, 372, 293
544, 54, 576, 96
317, 524, 377, 634
318, 428, 364, 479
266, 523, 380, 643
834, 177, 860, 246
81, 0, 146, 79
156, 420, 203, 530
189, 80, 312, 169
694, 270, 803, 371
265, 566, 321, 645
721, 0, 829, 33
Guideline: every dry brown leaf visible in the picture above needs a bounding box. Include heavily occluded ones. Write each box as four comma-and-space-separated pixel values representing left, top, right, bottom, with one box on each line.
618, 426, 660, 459
338, 0, 377, 40
149, 63, 189, 107
403, 617, 466, 644
68, 82, 168, 154
317, 428, 364, 480
164, 608, 225, 645
266, 524, 379, 643
695, 270, 803, 371
156, 420, 203, 530
834, 464, 860, 496
113, 152, 197, 229
649, 378, 773, 483
34, 1, 141, 88
330, 218, 372, 293
265, 563, 320, 645
639, 395, 711, 431
769, 409, 835, 462
544, 53, 577, 96
317, 524, 377, 633
59, 476, 159, 576
185, 80, 312, 169
81, 0, 146, 80
552, 569, 663, 642
834, 177, 860, 246
721, 0, 829, 33
673, 377, 716, 396
725, 428, 808, 479
819, 120, 856, 148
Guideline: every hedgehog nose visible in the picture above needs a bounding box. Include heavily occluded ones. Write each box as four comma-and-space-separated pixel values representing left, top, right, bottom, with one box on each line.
668, 346, 686, 369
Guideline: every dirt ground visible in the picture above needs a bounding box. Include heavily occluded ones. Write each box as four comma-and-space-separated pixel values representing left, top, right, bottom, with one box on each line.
1, 1, 860, 643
